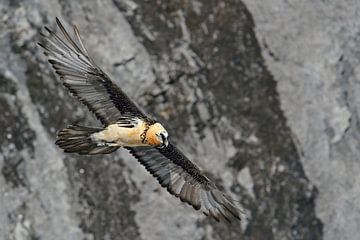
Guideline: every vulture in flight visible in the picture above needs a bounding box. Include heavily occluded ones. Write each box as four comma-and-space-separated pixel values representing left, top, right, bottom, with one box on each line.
38, 18, 242, 223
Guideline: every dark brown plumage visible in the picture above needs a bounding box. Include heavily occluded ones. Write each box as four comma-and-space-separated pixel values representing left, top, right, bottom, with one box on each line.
129, 145, 241, 222
38, 18, 243, 222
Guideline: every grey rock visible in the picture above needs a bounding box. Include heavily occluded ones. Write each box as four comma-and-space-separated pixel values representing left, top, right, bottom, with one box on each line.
0, 0, 331, 239
243, 1, 360, 240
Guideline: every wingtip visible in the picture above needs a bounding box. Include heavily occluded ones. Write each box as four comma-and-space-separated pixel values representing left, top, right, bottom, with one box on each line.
39, 31, 47, 38
192, 203, 201, 211
56, 17, 66, 31
212, 213, 220, 222
73, 24, 80, 34
44, 27, 52, 36
55, 17, 61, 25
37, 42, 44, 48
48, 59, 56, 64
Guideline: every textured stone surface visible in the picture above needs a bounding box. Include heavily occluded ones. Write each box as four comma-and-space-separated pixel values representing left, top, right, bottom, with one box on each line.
242, 1, 360, 239
6, 0, 360, 239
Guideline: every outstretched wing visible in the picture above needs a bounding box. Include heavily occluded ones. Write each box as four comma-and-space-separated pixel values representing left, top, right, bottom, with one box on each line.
38, 18, 146, 125
128, 143, 242, 222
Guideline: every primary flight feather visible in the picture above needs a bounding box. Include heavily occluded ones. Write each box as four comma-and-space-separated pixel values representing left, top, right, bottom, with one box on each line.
38, 18, 242, 222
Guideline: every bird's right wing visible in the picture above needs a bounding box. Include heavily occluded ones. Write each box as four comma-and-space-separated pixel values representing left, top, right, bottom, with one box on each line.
128, 143, 242, 222
39, 18, 146, 125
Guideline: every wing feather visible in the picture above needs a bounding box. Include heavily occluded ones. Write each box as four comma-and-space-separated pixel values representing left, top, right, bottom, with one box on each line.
39, 18, 146, 125
128, 143, 242, 222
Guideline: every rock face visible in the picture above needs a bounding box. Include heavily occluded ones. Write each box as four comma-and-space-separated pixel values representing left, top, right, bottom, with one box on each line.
0, 0, 357, 239
242, 1, 360, 240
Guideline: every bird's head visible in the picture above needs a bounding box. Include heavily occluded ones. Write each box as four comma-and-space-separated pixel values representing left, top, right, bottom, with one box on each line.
146, 123, 169, 148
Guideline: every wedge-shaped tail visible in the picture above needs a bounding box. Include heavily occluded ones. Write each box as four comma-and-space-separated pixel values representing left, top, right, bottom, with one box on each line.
56, 125, 119, 155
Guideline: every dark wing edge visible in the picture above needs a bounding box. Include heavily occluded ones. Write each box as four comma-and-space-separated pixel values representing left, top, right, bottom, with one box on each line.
128, 143, 242, 223
38, 17, 146, 125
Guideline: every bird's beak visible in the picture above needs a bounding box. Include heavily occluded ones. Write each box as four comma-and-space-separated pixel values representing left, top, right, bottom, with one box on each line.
163, 137, 169, 147
159, 132, 169, 148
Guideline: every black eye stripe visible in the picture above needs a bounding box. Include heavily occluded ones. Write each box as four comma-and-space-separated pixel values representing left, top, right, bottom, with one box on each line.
160, 133, 166, 142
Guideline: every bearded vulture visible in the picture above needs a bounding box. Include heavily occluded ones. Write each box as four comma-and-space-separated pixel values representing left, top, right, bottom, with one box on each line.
38, 18, 242, 223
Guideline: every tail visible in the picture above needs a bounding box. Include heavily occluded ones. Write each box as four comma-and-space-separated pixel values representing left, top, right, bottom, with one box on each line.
56, 125, 119, 155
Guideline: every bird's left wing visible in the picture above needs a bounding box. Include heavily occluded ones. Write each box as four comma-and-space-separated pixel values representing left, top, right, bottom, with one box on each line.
38, 18, 146, 125
128, 143, 242, 222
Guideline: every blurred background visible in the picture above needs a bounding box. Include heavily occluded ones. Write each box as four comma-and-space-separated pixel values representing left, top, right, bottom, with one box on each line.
1, 0, 360, 239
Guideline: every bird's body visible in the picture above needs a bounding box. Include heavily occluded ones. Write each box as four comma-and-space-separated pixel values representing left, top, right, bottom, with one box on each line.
93, 121, 149, 147
38, 18, 243, 223
91, 118, 167, 147
56, 116, 168, 154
